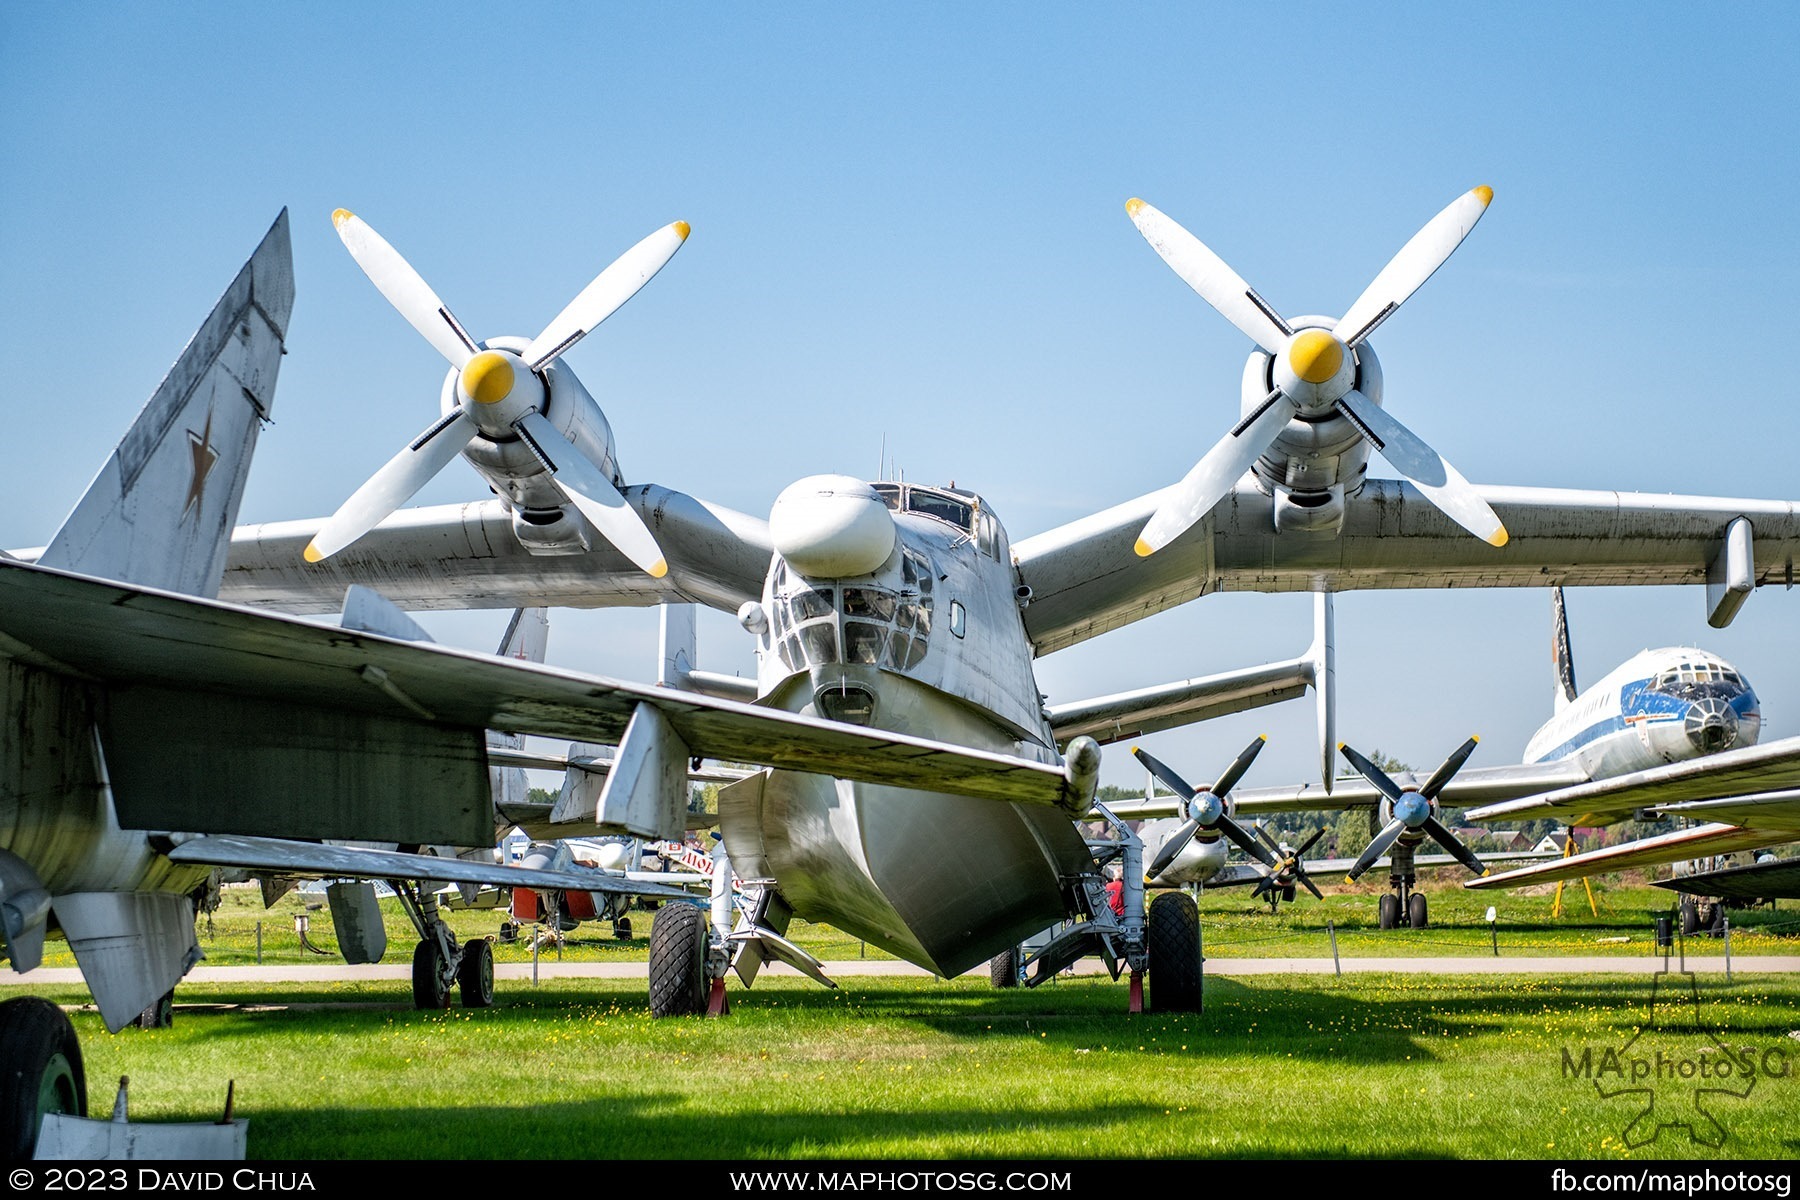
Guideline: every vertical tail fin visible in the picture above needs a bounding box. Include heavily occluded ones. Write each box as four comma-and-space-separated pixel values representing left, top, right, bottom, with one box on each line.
37, 211, 294, 598
1551, 586, 1579, 712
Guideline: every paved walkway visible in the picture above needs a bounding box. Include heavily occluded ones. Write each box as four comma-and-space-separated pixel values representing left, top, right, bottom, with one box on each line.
6, 955, 1797, 986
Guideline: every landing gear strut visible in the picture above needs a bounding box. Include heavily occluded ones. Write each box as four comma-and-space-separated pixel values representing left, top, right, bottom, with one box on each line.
393, 880, 493, 1010
1376, 844, 1425, 929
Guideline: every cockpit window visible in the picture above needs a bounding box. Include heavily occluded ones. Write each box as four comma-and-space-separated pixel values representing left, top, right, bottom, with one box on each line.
871, 483, 902, 511
905, 489, 974, 531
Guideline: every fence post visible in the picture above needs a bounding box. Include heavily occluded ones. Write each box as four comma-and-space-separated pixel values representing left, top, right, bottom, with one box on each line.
1723, 916, 1732, 984
255, 921, 262, 965
1327, 920, 1341, 977
533, 929, 540, 987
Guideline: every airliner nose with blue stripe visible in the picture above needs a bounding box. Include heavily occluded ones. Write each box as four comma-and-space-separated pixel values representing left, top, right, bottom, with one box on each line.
1522, 648, 1761, 778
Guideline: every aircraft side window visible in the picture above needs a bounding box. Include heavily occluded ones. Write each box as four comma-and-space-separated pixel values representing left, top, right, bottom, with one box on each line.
780, 635, 805, 672
905, 636, 928, 668
949, 600, 966, 638
844, 621, 886, 664
913, 604, 932, 637
887, 632, 911, 669
977, 514, 996, 558
792, 589, 835, 621
801, 623, 838, 666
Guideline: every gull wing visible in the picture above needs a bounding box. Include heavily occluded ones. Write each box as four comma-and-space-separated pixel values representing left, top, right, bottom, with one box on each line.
1015, 480, 1800, 655
216, 488, 771, 615
0, 558, 1085, 849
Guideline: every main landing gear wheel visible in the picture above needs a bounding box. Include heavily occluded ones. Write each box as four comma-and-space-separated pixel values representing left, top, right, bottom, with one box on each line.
135, 989, 174, 1030
988, 945, 1020, 989
648, 903, 708, 1018
1147, 891, 1203, 1013
1378, 893, 1399, 930
458, 939, 495, 1009
1679, 896, 1700, 936
411, 940, 451, 1010
0, 996, 86, 1163
1408, 893, 1429, 930
615, 916, 633, 941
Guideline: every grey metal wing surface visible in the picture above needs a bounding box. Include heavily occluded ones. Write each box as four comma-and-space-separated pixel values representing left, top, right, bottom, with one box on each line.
1013, 480, 1800, 655
1655, 857, 1800, 901
1467, 734, 1800, 828
166, 835, 700, 901
1467, 823, 1786, 891
0, 558, 1085, 851
216, 486, 772, 614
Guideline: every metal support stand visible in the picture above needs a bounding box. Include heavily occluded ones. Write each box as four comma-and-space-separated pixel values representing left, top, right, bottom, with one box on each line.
1328, 920, 1341, 976
1127, 969, 1143, 1014
1723, 917, 1732, 983
707, 976, 731, 1017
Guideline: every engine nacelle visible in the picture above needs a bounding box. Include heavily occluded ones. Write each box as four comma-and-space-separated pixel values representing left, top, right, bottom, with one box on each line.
1242, 316, 1384, 535
510, 506, 593, 555
440, 334, 623, 528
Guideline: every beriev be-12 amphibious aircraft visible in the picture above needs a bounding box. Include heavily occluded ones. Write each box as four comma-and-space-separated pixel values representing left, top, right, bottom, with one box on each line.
197, 186, 1800, 1019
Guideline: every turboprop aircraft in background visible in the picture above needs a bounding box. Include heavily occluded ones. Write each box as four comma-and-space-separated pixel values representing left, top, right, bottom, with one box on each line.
1110, 585, 1772, 928
203, 189, 1800, 1020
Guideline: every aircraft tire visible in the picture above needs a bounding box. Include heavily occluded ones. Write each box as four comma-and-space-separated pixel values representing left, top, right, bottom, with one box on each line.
135, 989, 174, 1030
1147, 891, 1203, 1013
1680, 897, 1701, 936
615, 917, 633, 941
0, 996, 86, 1163
1378, 894, 1399, 930
411, 940, 450, 1010
988, 945, 1020, 989
1408, 893, 1428, 929
648, 903, 708, 1018
458, 939, 495, 1008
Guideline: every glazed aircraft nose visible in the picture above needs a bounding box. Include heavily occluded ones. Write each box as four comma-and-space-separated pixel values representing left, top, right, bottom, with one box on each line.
1685, 698, 1740, 754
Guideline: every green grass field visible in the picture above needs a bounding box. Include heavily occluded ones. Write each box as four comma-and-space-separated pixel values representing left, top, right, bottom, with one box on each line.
19, 972, 1800, 1160
105, 875, 1795, 972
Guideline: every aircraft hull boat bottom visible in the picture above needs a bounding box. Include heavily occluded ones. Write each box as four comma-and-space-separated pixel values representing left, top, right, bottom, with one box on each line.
718, 672, 1095, 979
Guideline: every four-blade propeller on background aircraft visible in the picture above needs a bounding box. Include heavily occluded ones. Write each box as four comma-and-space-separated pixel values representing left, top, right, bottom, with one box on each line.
306, 211, 690, 577
1133, 736, 1277, 879
1339, 738, 1490, 881
1126, 186, 1507, 557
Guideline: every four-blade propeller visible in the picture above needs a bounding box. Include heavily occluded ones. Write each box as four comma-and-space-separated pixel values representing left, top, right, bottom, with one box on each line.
1249, 825, 1326, 904
1126, 187, 1507, 557
1338, 738, 1489, 881
1133, 737, 1276, 880
305, 211, 690, 577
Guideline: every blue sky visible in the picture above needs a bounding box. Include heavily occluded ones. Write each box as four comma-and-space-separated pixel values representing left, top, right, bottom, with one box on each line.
4, 4, 1799, 789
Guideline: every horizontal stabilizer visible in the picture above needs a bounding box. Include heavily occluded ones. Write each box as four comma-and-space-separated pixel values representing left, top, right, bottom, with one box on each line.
167, 834, 701, 901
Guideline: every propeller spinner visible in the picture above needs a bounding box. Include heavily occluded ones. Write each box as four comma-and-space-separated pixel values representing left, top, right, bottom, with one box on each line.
1126, 187, 1507, 556
305, 211, 690, 577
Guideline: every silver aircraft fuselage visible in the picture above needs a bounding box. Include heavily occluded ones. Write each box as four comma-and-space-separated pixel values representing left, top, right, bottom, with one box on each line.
718, 483, 1094, 977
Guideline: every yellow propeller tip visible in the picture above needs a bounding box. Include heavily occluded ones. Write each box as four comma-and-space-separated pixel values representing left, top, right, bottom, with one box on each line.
674, 220, 691, 241
1133, 537, 1156, 558
1487, 527, 1510, 548
1474, 185, 1494, 207
303, 542, 324, 564
647, 559, 669, 579
1125, 197, 1145, 217
1336, 742, 1347, 751
331, 208, 354, 228
1471, 734, 1481, 743
1258, 734, 1268, 743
